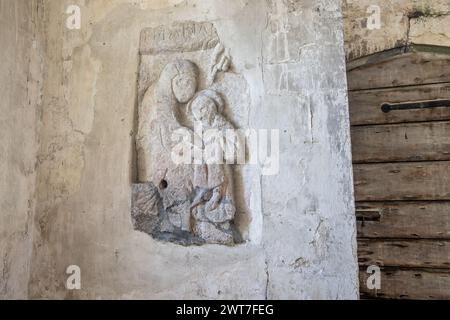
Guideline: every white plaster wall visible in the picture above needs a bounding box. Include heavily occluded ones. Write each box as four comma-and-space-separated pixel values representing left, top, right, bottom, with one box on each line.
0, 0, 358, 299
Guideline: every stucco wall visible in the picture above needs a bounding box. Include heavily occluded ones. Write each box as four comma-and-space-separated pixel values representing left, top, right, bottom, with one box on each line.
344, 0, 450, 60
1, 0, 358, 299
0, 0, 43, 299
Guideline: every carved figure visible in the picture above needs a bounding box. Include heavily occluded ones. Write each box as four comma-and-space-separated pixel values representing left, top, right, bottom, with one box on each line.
188, 89, 237, 244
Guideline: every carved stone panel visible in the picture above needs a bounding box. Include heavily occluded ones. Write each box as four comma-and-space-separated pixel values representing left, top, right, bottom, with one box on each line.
132, 21, 249, 246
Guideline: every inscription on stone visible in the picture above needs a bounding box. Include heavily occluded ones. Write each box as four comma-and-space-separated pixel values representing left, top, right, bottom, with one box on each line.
140, 21, 220, 55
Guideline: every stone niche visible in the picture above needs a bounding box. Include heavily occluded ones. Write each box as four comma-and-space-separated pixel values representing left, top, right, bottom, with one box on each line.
132, 21, 251, 246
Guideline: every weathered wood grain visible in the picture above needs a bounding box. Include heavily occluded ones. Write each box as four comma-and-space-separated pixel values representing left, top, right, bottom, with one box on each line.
354, 162, 450, 201
349, 83, 450, 125
360, 269, 450, 299
356, 201, 450, 239
358, 239, 450, 268
351, 121, 450, 163
348, 51, 450, 91
349, 45, 450, 299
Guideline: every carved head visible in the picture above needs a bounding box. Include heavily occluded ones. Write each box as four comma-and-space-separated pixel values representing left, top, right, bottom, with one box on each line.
156, 59, 199, 105
172, 60, 198, 103
189, 89, 224, 126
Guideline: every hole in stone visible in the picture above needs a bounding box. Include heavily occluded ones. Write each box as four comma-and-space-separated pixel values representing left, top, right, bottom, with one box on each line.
159, 180, 168, 190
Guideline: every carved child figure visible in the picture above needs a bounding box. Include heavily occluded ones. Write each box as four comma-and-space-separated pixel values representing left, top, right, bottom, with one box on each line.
188, 89, 238, 244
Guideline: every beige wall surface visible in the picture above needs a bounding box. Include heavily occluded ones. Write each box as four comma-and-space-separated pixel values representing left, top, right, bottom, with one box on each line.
0, 0, 43, 299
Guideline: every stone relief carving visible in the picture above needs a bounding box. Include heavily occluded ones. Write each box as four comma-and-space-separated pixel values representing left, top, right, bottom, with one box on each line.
132, 21, 247, 246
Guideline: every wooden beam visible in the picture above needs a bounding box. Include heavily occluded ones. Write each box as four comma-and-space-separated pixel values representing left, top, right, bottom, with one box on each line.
351, 121, 450, 163
349, 83, 450, 125
356, 201, 450, 239
348, 51, 450, 91
360, 268, 450, 299
354, 162, 450, 201
358, 239, 450, 269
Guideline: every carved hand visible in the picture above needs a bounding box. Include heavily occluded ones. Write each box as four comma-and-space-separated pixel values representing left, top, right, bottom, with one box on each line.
208, 43, 231, 85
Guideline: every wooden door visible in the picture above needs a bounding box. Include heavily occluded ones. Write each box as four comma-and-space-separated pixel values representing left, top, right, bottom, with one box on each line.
347, 45, 450, 299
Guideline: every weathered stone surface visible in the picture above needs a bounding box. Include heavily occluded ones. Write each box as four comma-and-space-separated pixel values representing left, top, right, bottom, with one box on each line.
410, 14, 450, 47
131, 183, 160, 233
1, 0, 359, 300
344, 0, 450, 60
